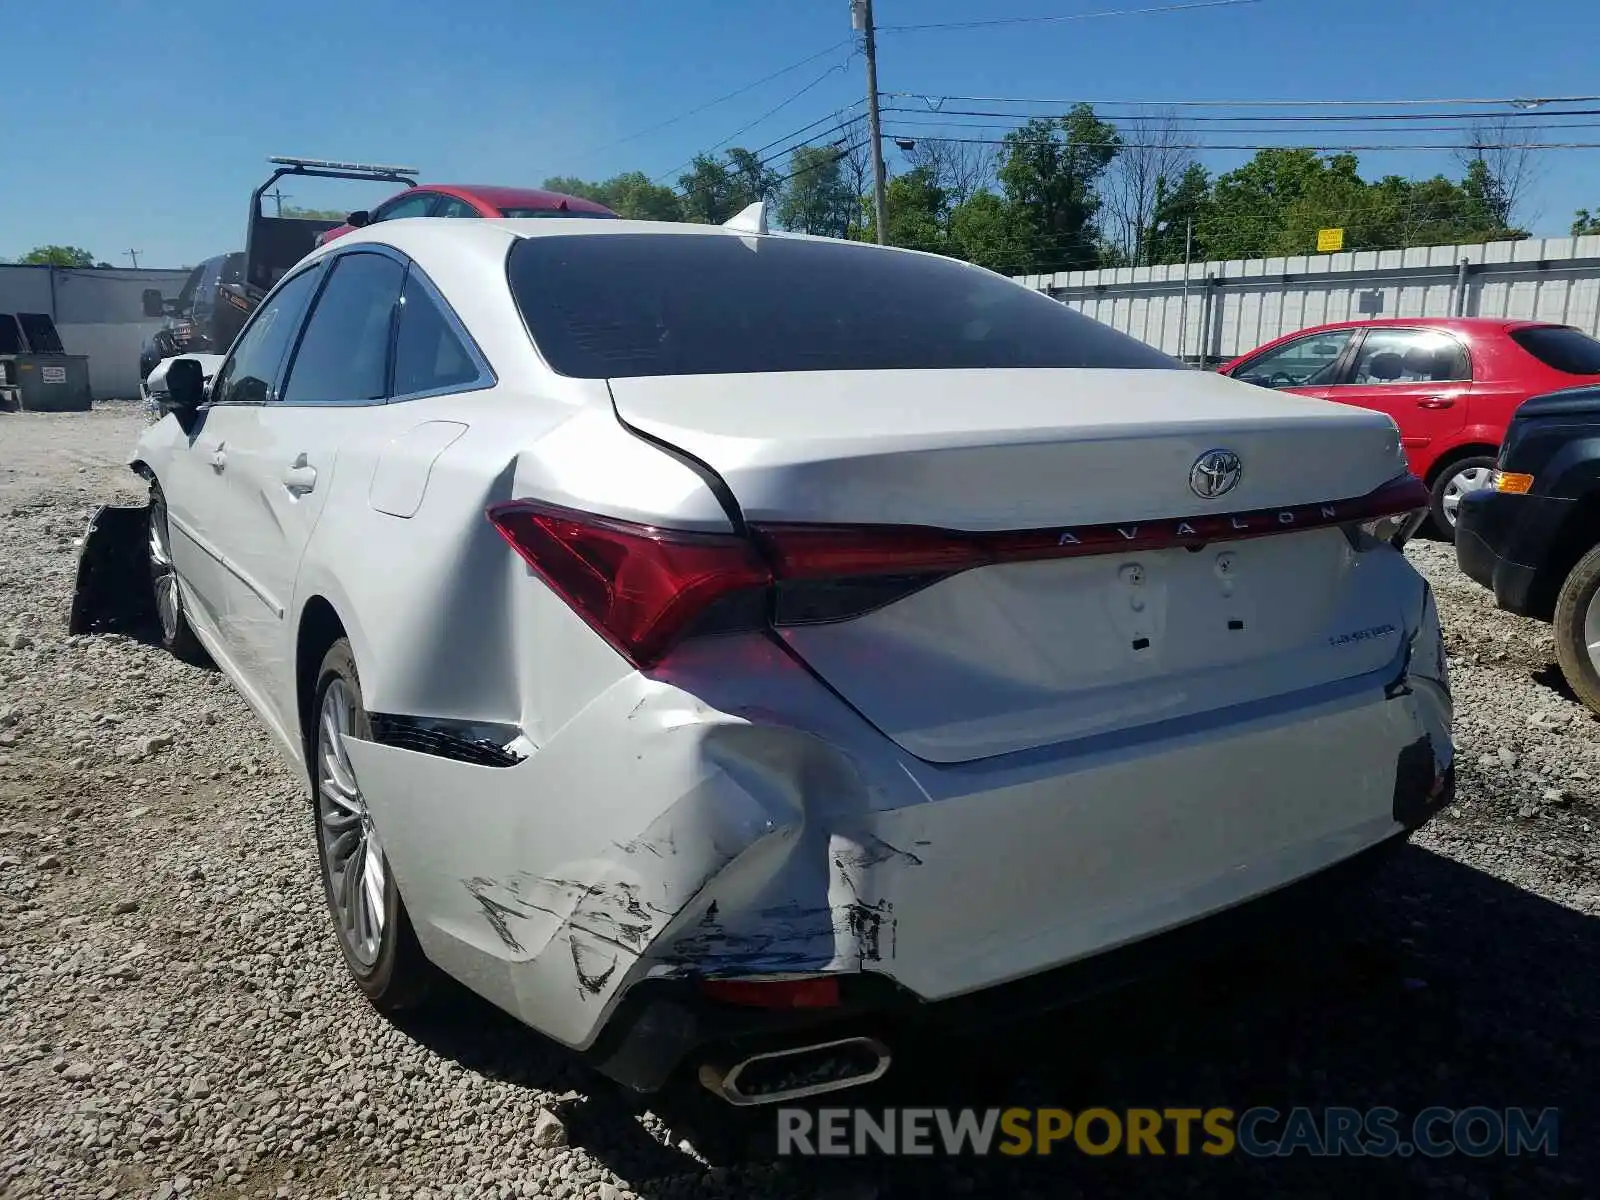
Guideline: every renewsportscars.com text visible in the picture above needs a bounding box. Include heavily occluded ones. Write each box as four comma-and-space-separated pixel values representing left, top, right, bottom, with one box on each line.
776, 1106, 1560, 1158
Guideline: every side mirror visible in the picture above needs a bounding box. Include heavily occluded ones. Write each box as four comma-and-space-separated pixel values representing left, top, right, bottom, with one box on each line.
346, 210, 372, 229
141, 289, 165, 318
166, 358, 206, 429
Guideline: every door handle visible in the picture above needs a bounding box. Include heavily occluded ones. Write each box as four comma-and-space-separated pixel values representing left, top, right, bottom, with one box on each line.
282, 456, 318, 496
209, 443, 227, 471
1416, 396, 1456, 409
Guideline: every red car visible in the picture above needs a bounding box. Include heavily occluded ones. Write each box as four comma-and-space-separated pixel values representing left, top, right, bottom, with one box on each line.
316, 184, 616, 246
1218, 318, 1600, 538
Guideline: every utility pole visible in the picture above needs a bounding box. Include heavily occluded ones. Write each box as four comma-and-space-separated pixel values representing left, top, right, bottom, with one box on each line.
851, 0, 889, 244
125, 249, 141, 268
264, 187, 291, 217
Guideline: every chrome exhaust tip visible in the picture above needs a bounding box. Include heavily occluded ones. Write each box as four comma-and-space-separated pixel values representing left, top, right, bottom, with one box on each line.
697, 1036, 891, 1107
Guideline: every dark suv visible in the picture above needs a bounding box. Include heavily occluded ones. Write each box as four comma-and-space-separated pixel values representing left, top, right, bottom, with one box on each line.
138, 251, 247, 382
1456, 365, 1600, 715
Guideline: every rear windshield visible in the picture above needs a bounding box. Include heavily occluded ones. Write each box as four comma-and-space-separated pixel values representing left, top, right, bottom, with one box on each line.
1510, 325, 1600, 375
507, 233, 1180, 378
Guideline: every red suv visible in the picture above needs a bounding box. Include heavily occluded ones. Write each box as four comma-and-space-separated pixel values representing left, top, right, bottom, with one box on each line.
317, 184, 616, 246
1219, 318, 1600, 538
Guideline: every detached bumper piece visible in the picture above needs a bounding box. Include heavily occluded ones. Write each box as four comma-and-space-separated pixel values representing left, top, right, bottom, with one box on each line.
68, 503, 157, 637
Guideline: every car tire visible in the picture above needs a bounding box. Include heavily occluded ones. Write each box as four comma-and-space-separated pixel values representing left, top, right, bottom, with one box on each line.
148, 485, 210, 665
1553, 543, 1600, 717
312, 638, 436, 1013
1427, 455, 1497, 542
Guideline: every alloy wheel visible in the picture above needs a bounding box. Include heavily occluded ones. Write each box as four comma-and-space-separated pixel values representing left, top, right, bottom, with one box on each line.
317, 679, 386, 968
148, 502, 180, 643
1439, 464, 1493, 527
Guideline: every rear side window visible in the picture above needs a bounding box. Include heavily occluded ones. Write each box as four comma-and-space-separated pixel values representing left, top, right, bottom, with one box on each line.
1510, 325, 1600, 375
281, 253, 404, 404
392, 274, 481, 396
507, 233, 1180, 378
499, 207, 615, 219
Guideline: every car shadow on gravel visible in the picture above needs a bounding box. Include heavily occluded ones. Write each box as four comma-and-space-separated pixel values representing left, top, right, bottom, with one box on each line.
1530, 664, 1594, 716
391, 844, 1598, 1199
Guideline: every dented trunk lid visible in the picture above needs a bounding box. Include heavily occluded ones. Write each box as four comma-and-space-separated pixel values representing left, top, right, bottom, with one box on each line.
610, 368, 1415, 763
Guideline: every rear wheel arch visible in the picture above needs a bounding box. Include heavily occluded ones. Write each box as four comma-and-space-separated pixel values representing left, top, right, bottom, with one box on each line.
1529, 490, 1600, 621
297, 596, 350, 785
1422, 441, 1499, 487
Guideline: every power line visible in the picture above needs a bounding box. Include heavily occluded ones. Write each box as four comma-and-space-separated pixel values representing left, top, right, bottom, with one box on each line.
884, 91, 1600, 109
879, 131, 1600, 151
750, 105, 864, 159
882, 104, 1600, 124
879, 0, 1262, 33
882, 116, 1600, 137
653, 55, 857, 184
589, 39, 854, 154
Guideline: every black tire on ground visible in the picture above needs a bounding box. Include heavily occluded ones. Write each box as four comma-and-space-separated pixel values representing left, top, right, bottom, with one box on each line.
1553, 543, 1600, 717
148, 485, 210, 665
312, 638, 437, 1013
1427, 454, 1498, 543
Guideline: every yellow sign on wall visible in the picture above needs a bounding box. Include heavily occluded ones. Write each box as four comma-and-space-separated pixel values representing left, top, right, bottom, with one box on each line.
1316, 227, 1345, 253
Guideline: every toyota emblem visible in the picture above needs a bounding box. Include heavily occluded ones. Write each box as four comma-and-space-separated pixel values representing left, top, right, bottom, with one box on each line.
1189, 449, 1242, 499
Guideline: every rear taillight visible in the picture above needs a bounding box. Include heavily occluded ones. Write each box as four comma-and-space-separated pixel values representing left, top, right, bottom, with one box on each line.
1337, 475, 1429, 550
490, 474, 1431, 667
487, 500, 770, 668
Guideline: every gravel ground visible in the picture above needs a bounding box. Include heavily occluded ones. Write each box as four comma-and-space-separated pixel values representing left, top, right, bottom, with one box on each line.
2, 405, 1597, 1199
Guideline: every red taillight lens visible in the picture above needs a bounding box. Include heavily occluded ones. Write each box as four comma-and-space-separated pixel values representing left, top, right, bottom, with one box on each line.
486, 500, 770, 669
699, 976, 841, 1008
490, 475, 1431, 660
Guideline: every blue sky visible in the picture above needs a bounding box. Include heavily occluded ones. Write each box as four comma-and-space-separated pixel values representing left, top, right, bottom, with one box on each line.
8, 0, 1600, 268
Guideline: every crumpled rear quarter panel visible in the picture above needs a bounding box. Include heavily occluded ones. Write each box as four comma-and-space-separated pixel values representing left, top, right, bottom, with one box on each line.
343, 555, 1449, 1050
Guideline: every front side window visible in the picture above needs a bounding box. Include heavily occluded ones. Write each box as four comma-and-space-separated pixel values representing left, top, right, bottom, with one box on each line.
507, 233, 1180, 377
392, 273, 481, 396
281, 253, 405, 404
1347, 328, 1471, 385
373, 192, 438, 222
211, 266, 322, 405
1510, 325, 1600, 375
433, 196, 479, 218
1234, 330, 1354, 388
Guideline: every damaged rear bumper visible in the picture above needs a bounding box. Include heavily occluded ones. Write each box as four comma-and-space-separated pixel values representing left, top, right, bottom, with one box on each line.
341, 582, 1451, 1097
583, 824, 1425, 1092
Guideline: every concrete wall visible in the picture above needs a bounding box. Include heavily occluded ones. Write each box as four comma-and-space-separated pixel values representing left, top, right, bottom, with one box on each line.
1015, 235, 1600, 365
0, 265, 191, 400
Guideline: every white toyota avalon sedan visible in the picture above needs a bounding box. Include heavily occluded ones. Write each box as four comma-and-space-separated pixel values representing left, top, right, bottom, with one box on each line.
101, 211, 1452, 1106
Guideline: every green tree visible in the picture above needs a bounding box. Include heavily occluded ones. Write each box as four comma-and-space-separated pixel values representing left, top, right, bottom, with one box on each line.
21, 245, 95, 267
541, 176, 609, 203
725, 148, 781, 208
678, 154, 741, 224
1143, 163, 1211, 264
996, 105, 1121, 272
860, 166, 947, 253
542, 173, 682, 220
676, 147, 777, 223
947, 190, 1029, 273
1200, 149, 1355, 259
281, 205, 348, 221
1574, 208, 1600, 237
776, 145, 854, 236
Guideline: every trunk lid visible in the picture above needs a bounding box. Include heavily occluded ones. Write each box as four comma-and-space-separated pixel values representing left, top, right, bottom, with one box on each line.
610, 368, 1415, 763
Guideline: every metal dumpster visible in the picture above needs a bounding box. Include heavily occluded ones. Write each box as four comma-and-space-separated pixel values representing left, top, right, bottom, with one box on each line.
0, 312, 92, 412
